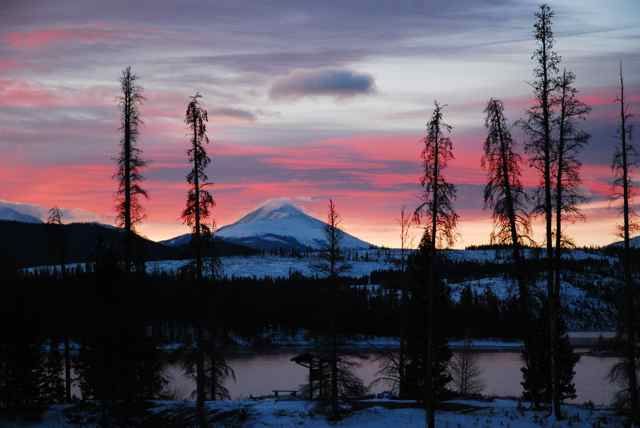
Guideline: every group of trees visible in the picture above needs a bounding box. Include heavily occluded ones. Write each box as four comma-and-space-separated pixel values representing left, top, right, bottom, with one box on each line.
0, 67, 225, 426
389, 4, 637, 427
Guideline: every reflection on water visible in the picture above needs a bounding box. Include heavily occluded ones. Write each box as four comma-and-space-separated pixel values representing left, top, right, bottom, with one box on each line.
163, 350, 620, 405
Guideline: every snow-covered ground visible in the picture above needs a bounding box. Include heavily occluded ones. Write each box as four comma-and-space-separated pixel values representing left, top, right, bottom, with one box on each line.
10, 398, 624, 427
25, 247, 613, 280
448, 273, 616, 331
227, 330, 525, 351
145, 255, 394, 279
444, 248, 612, 264
25, 255, 394, 279
449, 276, 517, 302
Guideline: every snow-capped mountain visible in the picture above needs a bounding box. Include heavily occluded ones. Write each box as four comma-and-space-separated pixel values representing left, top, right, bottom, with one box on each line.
162, 199, 373, 250
0, 206, 43, 223
608, 235, 640, 248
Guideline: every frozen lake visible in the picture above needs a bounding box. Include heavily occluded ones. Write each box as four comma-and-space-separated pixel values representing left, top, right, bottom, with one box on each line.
163, 349, 620, 405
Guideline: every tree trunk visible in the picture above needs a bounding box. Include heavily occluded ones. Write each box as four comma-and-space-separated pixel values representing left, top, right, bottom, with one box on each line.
619, 65, 638, 422
64, 335, 71, 402
196, 324, 206, 428
123, 80, 132, 275
193, 125, 202, 283
496, 113, 528, 326
425, 126, 440, 428
553, 72, 568, 413
210, 330, 217, 401
540, 28, 560, 418
331, 274, 338, 417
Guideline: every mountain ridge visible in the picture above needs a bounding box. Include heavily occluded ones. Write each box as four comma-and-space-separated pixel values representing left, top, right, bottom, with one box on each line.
0, 206, 43, 224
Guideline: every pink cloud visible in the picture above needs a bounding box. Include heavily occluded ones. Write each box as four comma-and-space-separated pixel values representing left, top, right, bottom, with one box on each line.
0, 79, 116, 108
3, 27, 117, 49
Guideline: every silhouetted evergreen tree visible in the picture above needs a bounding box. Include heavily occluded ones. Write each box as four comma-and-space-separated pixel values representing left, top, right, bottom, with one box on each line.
397, 207, 412, 397
116, 66, 147, 274
403, 235, 452, 402
181, 92, 214, 428
521, 4, 562, 416
76, 243, 166, 426
0, 320, 44, 416
414, 101, 457, 428
46, 206, 72, 402
182, 92, 214, 282
46, 207, 65, 278
521, 300, 579, 409
313, 200, 363, 418
482, 97, 532, 313
549, 68, 589, 409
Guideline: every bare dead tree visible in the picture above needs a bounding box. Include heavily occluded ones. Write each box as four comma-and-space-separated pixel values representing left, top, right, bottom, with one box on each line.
415, 101, 458, 428
449, 337, 484, 396
612, 62, 639, 422
115, 66, 147, 274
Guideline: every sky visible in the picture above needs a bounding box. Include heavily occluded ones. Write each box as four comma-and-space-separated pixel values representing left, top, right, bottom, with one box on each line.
0, 0, 639, 248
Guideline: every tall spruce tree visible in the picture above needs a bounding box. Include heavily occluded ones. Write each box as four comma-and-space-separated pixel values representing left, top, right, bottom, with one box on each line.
314, 200, 363, 418
521, 4, 561, 416
415, 101, 457, 428
182, 93, 214, 282
46, 207, 65, 277
403, 234, 453, 402
612, 63, 639, 422
46, 206, 72, 402
181, 93, 214, 428
116, 66, 147, 274
481, 98, 531, 321
0, 321, 44, 414
398, 207, 412, 398
372, 208, 413, 399
551, 69, 589, 409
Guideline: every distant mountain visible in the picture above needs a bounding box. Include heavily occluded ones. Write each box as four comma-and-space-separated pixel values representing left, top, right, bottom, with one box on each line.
0, 220, 180, 267
163, 199, 373, 251
0, 206, 42, 224
607, 235, 640, 248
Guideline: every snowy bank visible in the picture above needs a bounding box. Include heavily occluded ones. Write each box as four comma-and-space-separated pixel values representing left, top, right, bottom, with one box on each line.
7, 398, 624, 427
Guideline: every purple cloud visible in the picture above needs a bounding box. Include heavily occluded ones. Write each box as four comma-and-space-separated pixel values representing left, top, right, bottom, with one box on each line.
208, 107, 256, 123
270, 69, 375, 100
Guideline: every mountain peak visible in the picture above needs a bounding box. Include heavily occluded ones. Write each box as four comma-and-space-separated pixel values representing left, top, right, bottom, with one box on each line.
162, 198, 373, 250
213, 198, 372, 250
238, 199, 307, 223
